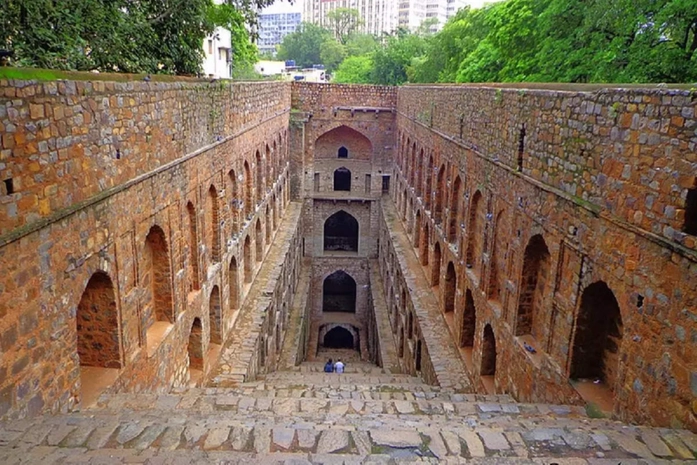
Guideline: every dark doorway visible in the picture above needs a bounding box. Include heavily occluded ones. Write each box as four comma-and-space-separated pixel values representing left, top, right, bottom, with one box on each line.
382, 175, 390, 193
334, 167, 351, 191
323, 270, 357, 313
324, 210, 359, 252
570, 281, 623, 390
324, 326, 354, 349
338, 146, 348, 158
481, 324, 496, 376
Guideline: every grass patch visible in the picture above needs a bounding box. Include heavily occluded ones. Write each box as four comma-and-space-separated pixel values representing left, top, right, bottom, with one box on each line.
584, 402, 607, 419
0, 66, 205, 82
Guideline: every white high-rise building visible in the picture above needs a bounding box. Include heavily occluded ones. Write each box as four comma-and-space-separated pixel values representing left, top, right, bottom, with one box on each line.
257, 12, 302, 56
303, 0, 398, 37
400, 0, 468, 32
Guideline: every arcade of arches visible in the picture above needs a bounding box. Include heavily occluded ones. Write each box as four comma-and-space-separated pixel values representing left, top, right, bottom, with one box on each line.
1, 80, 695, 434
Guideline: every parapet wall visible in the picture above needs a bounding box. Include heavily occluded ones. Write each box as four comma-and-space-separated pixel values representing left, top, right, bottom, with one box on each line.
0, 78, 293, 420
398, 85, 697, 253
0, 79, 290, 239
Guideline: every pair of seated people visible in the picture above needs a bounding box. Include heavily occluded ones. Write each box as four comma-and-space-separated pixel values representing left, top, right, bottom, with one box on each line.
323, 358, 345, 373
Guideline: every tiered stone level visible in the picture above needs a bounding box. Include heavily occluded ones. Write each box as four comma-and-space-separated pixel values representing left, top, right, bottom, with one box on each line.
0, 361, 695, 463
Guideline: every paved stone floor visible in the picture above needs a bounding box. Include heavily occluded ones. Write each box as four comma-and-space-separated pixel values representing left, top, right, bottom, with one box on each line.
1, 361, 696, 464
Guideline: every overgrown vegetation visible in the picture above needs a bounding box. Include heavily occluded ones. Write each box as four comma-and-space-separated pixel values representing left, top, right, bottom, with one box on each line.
0, 0, 274, 76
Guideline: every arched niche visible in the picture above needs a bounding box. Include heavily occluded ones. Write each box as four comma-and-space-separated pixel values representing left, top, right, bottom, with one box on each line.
315, 125, 373, 161
324, 210, 359, 252
323, 270, 357, 313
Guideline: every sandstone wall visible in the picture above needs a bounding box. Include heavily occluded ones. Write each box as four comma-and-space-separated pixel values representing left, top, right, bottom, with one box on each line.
395, 85, 697, 430
0, 78, 293, 420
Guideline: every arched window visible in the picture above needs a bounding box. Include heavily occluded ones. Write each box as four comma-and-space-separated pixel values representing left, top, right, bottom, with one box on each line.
431, 241, 441, 286
186, 202, 200, 291
481, 324, 497, 377
338, 146, 348, 158
515, 234, 550, 338
323, 270, 357, 313
334, 167, 351, 191
434, 165, 446, 223
443, 261, 456, 314
144, 226, 174, 326
324, 210, 359, 252
229, 257, 239, 310
448, 176, 462, 243
209, 286, 222, 344
460, 289, 476, 348
466, 190, 483, 271
244, 236, 252, 283
570, 282, 623, 392
255, 219, 263, 261
208, 185, 220, 263
188, 318, 204, 383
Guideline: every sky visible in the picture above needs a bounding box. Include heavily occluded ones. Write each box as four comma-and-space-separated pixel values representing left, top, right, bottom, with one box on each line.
261, 0, 497, 15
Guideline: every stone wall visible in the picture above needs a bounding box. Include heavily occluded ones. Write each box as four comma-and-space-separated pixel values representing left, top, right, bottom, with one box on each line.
0, 78, 293, 420
395, 84, 697, 430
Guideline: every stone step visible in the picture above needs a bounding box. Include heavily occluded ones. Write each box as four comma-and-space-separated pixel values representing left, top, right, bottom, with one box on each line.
1, 407, 695, 463
90, 392, 566, 420
259, 372, 430, 385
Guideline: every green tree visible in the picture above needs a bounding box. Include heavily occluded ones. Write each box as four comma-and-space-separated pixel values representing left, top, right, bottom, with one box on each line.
345, 33, 379, 57
320, 39, 347, 71
277, 22, 333, 68
326, 8, 363, 44
333, 55, 373, 83
0, 0, 270, 75
370, 29, 429, 85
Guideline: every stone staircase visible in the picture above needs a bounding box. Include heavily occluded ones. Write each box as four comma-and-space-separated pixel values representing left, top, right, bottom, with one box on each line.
1, 361, 696, 463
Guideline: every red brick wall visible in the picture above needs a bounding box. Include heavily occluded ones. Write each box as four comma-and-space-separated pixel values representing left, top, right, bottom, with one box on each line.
395, 84, 697, 430
0, 79, 294, 420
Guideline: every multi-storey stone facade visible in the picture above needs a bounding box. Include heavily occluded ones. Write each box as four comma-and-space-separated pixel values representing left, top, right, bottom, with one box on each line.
1, 79, 695, 434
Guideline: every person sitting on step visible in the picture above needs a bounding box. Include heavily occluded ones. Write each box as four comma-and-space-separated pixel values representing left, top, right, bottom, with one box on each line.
334, 359, 345, 374
324, 358, 334, 373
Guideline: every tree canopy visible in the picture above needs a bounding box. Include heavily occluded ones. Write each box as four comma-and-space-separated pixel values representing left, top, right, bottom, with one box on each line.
333, 0, 697, 85
0, 0, 274, 75
326, 8, 363, 44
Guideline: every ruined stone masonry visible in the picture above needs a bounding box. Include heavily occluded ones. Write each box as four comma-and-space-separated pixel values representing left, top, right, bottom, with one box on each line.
0, 78, 696, 463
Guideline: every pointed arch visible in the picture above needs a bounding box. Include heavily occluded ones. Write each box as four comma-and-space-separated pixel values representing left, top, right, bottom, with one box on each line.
228, 170, 239, 234
265, 204, 271, 243
570, 282, 623, 392
255, 150, 263, 203
444, 261, 456, 314
416, 148, 424, 197
487, 210, 504, 302
434, 165, 446, 223
144, 225, 173, 325
448, 176, 463, 243
315, 125, 373, 160
431, 241, 442, 287
324, 210, 359, 252
265, 145, 272, 191
244, 161, 253, 218
208, 185, 220, 263
481, 324, 497, 377
209, 286, 222, 344
334, 167, 351, 191
413, 210, 421, 248
515, 234, 550, 337
229, 257, 239, 310
460, 289, 476, 347
255, 218, 263, 262
425, 155, 434, 210
186, 202, 200, 291
188, 317, 204, 373
466, 190, 483, 272
323, 270, 357, 313
419, 222, 430, 266
77, 271, 121, 369
244, 235, 252, 283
